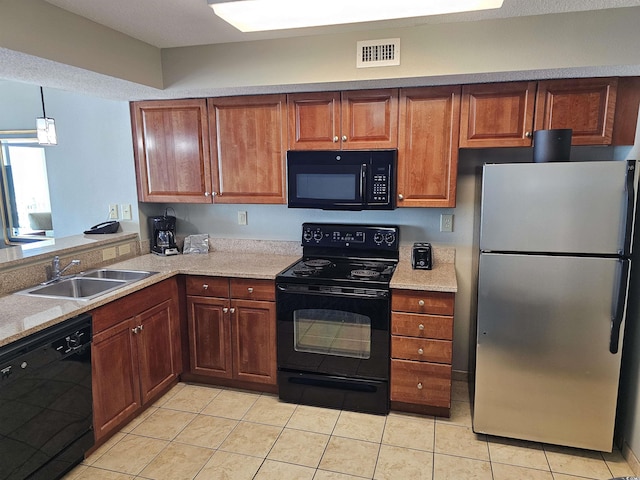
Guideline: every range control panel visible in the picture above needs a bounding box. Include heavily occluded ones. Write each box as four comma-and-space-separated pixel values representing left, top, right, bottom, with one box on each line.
301, 223, 399, 251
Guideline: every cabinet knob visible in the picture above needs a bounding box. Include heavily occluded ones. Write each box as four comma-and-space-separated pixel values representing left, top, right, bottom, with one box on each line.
418, 324, 425, 330
417, 383, 423, 390
418, 300, 425, 306
418, 348, 424, 355
223, 307, 229, 313
341, 135, 347, 142
204, 192, 210, 197
132, 326, 139, 334
247, 287, 254, 294
230, 307, 236, 314
333, 136, 339, 142
203, 284, 209, 290
212, 192, 218, 196
138, 324, 144, 331
398, 194, 404, 201
525, 131, 532, 138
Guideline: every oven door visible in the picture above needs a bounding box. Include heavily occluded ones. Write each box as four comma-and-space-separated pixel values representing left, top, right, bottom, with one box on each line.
276, 283, 389, 380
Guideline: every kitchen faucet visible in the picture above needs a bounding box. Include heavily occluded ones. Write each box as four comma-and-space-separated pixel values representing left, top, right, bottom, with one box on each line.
49, 256, 81, 282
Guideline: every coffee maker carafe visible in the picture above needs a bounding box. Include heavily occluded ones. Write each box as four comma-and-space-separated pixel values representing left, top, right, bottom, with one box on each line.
150, 214, 179, 256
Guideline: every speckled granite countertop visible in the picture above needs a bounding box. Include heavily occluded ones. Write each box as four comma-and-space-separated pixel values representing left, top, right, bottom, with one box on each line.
0, 245, 457, 348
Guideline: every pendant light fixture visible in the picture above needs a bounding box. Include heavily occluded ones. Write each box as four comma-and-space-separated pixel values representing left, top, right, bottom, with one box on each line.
36, 87, 57, 146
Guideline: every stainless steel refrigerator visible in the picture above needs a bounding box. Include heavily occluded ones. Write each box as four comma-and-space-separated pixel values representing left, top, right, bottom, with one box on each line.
473, 160, 636, 452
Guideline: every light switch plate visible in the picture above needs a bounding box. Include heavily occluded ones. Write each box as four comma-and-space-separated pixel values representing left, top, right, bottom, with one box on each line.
238, 211, 247, 225
121, 204, 132, 220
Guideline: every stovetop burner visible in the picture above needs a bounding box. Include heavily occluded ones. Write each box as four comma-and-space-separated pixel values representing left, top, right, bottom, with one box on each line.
350, 269, 381, 279
303, 259, 334, 268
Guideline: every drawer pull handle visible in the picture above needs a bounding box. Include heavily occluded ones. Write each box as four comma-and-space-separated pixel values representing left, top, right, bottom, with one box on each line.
418, 300, 425, 306
418, 348, 424, 355
203, 284, 209, 290
417, 383, 423, 390
418, 324, 425, 330
248, 287, 254, 293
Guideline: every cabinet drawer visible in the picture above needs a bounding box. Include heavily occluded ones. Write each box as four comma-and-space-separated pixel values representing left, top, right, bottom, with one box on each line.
390, 359, 451, 407
186, 276, 229, 297
392, 290, 454, 316
230, 278, 275, 301
391, 336, 452, 364
391, 312, 453, 340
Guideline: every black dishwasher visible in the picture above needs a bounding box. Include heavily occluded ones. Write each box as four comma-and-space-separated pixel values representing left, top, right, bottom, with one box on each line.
0, 313, 93, 480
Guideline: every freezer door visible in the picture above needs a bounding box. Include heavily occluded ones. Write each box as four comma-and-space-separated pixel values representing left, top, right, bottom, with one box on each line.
480, 161, 634, 255
473, 253, 628, 452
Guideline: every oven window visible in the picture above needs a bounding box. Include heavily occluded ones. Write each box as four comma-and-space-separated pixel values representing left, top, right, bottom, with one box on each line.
296, 173, 356, 200
293, 309, 371, 359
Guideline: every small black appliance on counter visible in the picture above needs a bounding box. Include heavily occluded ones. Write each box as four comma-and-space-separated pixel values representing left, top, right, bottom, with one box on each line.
150, 214, 179, 256
412, 242, 433, 270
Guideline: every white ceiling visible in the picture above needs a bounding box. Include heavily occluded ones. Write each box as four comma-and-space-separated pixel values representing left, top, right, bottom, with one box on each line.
41, 0, 640, 48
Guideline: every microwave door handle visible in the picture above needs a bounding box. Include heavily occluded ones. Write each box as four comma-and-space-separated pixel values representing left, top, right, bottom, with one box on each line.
360, 164, 366, 202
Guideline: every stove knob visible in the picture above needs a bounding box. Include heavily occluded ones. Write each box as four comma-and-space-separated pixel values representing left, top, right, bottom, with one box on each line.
385, 233, 396, 245
303, 230, 313, 242
313, 231, 323, 242
373, 232, 384, 244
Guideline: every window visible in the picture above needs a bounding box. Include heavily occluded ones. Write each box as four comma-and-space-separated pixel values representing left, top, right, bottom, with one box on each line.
0, 133, 53, 243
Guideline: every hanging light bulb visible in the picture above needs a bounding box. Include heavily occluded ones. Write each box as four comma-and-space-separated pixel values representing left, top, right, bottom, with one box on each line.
36, 87, 57, 145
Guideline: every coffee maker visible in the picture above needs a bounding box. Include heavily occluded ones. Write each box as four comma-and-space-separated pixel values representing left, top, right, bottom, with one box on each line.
150, 214, 179, 256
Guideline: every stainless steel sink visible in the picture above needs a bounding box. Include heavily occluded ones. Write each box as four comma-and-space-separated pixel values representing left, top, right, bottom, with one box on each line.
17, 268, 157, 300
21, 277, 127, 299
81, 269, 154, 281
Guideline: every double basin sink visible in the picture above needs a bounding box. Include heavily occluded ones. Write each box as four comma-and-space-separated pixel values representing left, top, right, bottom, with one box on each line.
17, 269, 157, 301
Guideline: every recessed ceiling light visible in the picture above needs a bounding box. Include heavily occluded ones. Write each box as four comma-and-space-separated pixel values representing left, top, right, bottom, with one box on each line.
207, 0, 504, 32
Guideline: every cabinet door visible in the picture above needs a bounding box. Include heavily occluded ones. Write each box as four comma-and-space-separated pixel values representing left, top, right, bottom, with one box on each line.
131, 99, 212, 203
534, 78, 618, 145
136, 299, 181, 404
92, 319, 140, 441
187, 295, 233, 379
397, 86, 461, 208
208, 95, 287, 204
460, 82, 536, 147
288, 92, 341, 150
342, 89, 398, 149
231, 299, 277, 385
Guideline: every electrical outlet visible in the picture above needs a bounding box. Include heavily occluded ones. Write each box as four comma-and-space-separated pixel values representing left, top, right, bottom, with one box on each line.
440, 213, 453, 232
121, 204, 132, 220
102, 247, 117, 261
108, 204, 119, 220
238, 211, 247, 225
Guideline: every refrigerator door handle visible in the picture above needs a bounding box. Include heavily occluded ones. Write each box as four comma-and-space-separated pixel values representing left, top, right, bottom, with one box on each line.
610, 259, 630, 354
623, 161, 635, 256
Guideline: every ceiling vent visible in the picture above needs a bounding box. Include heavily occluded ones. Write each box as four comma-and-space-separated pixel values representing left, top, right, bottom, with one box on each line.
356, 38, 400, 68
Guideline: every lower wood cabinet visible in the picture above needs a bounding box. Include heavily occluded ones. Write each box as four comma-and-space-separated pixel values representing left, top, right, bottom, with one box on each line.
390, 289, 455, 416
186, 276, 277, 389
91, 278, 181, 442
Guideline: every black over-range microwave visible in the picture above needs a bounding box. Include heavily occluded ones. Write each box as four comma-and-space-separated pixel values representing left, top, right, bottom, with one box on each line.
287, 149, 397, 210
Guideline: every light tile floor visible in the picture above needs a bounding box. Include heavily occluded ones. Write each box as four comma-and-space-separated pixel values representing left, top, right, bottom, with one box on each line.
64, 381, 636, 480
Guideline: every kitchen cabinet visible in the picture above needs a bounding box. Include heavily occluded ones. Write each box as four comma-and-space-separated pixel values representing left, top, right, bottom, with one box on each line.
92, 278, 181, 441
459, 77, 621, 147
390, 289, 455, 416
186, 276, 277, 389
287, 89, 398, 150
207, 95, 287, 204
397, 86, 461, 208
459, 81, 536, 147
131, 99, 212, 203
535, 77, 618, 145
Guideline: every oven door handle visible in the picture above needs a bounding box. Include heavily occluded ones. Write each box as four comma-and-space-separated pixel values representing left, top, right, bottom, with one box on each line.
277, 284, 388, 299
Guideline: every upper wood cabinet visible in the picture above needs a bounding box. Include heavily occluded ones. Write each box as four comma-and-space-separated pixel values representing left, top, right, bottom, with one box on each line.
535, 78, 618, 145
460, 81, 536, 147
397, 86, 461, 208
459, 78, 623, 147
208, 95, 287, 204
288, 89, 398, 150
131, 99, 212, 203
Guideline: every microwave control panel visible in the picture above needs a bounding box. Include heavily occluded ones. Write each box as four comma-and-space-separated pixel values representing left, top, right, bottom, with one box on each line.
366, 160, 394, 206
